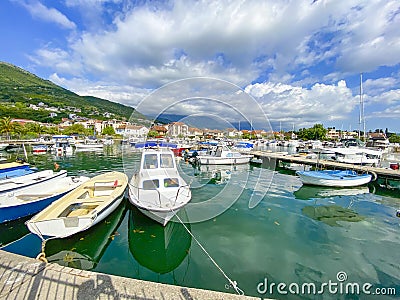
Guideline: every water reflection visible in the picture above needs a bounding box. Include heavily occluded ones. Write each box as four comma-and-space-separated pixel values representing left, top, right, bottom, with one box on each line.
294, 185, 370, 201
44, 200, 126, 270
0, 215, 30, 247
128, 207, 192, 274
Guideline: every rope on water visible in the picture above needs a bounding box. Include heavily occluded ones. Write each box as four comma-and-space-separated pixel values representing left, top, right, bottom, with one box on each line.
172, 211, 244, 295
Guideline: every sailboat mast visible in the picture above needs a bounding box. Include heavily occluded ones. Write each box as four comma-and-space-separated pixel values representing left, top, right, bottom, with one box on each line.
360, 73, 366, 141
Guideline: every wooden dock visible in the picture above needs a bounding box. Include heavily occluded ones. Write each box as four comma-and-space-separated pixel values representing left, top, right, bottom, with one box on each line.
250, 150, 400, 180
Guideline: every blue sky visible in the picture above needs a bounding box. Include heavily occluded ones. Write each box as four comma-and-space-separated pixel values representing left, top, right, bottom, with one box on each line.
1, 0, 400, 132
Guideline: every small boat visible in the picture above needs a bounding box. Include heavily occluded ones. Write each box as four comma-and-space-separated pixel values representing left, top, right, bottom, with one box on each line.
0, 167, 36, 181
296, 170, 372, 187
32, 144, 48, 154
0, 161, 31, 173
328, 147, 382, 166
196, 146, 253, 165
232, 141, 254, 152
75, 137, 104, 150
51, 135, 74, 155
128, 148, 191, 226
0, 170, 68, 194
26, 171, 128, 239
0, 175, 89, 223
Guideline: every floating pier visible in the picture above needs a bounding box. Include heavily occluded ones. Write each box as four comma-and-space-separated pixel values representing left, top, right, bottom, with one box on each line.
250, 150, 400, 180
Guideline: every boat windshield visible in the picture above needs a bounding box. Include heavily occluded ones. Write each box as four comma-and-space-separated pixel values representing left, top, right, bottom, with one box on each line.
143, 179, 159, 190
164, 178, 179, 187
160, 154, 174, 168
144, 154, 158, 169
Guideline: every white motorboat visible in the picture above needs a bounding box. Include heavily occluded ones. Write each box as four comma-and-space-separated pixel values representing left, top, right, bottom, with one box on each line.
26, 171, 128, 239
128, 148, 191, 226
75, 137, 104, 150
0, 175, 89, 223
296, 170, 372, 187
196, 146, 253, 165
328, 147, 382, 166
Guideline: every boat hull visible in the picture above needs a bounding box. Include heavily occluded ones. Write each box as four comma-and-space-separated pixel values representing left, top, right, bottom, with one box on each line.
0, 170, 67, 194
0, 176, 89, 224
27, 193, 125, 239
296, 170, 372, 187
128, 186, 191, 226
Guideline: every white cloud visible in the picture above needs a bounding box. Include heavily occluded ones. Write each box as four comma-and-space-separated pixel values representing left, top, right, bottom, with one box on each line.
23, 0, 400, 130
245, 80, 356, 128
15, 0, 76, 29
29, 0, 399, 88
49, 73, 149, 107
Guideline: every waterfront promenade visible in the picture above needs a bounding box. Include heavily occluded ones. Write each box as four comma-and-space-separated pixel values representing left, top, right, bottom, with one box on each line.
0, 250, 260, 300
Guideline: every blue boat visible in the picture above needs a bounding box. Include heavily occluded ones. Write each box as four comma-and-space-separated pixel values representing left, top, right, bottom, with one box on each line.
0, 168, 36, 180
0, 161, 37, 180
296, 170, 372, 187
233, 141, 254, 150
0, 175, 89, 223
0, 162, 31, 174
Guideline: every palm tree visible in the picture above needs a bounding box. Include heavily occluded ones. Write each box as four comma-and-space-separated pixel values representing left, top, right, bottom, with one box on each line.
0, 116, 15, 140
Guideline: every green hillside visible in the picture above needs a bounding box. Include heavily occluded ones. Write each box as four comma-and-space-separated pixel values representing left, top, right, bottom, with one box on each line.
0, 62, 145, 123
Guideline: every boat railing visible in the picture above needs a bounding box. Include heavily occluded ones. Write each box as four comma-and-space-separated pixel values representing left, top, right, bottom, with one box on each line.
128, 182, 162, 207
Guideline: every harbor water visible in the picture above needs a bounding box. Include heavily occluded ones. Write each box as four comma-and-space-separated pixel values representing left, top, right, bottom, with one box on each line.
1, 144, 399, 299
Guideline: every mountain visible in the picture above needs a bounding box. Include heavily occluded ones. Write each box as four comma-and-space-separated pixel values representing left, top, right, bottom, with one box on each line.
0, 62, 145, 124
154, 113, 234, 130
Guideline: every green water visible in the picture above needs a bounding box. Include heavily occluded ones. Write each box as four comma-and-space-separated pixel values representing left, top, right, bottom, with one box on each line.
1, 145, 399, 299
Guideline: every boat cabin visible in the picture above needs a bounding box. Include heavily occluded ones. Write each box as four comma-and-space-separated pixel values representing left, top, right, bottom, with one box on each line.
141, 150, 176, 170
138, 149, 180, 191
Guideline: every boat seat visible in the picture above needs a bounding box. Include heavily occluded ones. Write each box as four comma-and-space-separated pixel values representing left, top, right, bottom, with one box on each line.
58, 203, 99, 217
16, 194, 53, 201
93, 180, 119, 197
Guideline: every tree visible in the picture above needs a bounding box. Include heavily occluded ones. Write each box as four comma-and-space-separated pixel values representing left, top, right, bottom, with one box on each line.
147, 130, 158, 138
297, 124, 327, 140
25, 122, 45, 137
0, 116, 15, 139
102, 126, 115, 135
389, 134, 400, 143
63, 124, 87, 135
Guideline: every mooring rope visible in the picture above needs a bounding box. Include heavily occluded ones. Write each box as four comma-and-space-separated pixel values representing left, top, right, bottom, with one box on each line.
172, 211, 244, 295
36, 239, 48, 263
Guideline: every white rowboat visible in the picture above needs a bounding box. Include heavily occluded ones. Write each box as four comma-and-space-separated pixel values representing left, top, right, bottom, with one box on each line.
26, 171, 128, 239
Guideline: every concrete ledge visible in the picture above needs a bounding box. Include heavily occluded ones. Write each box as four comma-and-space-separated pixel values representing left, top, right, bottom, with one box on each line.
0, 250, 260, 300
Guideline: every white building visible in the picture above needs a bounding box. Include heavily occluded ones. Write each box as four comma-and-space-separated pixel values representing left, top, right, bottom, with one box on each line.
167, 122, 189, 137
116, 124, 149, 137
